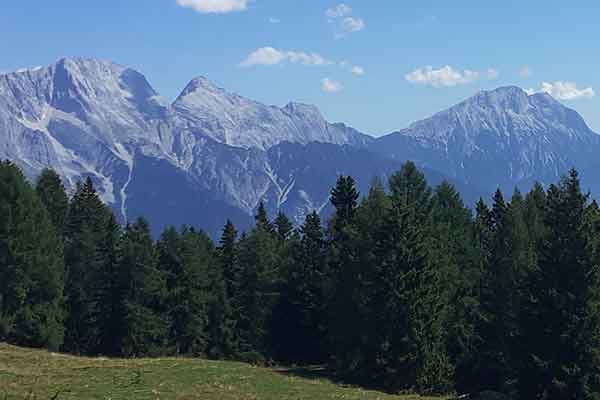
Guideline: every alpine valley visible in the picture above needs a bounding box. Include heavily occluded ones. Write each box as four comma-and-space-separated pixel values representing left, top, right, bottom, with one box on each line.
1, 58, 598, 236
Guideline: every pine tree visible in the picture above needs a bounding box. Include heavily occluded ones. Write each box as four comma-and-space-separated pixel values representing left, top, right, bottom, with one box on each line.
35, 168, 69, 235
215, 220, 241, 356
62, 177, 113, 354
93, 214, 124, 356
0, 161, 65, 351
518, 170, 600, 399
272, 211, 329, 363
235, 208, 281, 360
165, 227, 214, 356
327, 175, 364, 376
255, 202, 274, 233
474, 189, 533, 394
274, 211, 294, 242
329, 175, 359, 241
388, 161, 432, 216
119, 218, 168, 357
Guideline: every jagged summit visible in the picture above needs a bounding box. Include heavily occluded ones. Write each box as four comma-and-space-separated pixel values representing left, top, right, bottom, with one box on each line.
171, 75, 369, 150
402, 84, 596, 144
371, 84, 599, 194
0, 57, 373, 232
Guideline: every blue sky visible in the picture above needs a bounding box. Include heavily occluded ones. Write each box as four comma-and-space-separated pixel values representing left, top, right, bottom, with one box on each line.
1, 0, 598, 135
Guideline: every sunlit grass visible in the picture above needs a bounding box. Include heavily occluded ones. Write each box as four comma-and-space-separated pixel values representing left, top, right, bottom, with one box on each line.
0, 343, 445, 400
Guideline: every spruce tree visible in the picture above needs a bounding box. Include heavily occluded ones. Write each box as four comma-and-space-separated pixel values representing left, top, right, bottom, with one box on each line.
329, 175, 359, 241
0, 161, 65, 351
167, 227, 214, 356
62, 177, 113, 354
272, 211, 329, 363
274, 211, 294, 242
518, 170, 600, 399
119, 218, 168, 357
235, 208, 281, 360
216, 220, 242, 356
93, 214, 124, 356
35, 168, 69, 235
255, 201, 274, 233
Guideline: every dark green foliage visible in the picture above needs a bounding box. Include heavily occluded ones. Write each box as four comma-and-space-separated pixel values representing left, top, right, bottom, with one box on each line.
517, 170, 600, 399
274, 212, 294, 242
0, 161, 64, 351
157, 226, 216, 356
235, 207, 281, 359
118, 218, 168, 357
271, 211, 329, 364
35, 169, 69, 235
329, 175, 360, 241
93, 214, 123, 356
3, 162, 600, 399
255, 202, 274, 234
62, 177, 114, 354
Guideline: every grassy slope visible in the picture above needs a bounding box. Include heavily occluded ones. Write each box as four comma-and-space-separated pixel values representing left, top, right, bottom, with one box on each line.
0, 343, 444, 400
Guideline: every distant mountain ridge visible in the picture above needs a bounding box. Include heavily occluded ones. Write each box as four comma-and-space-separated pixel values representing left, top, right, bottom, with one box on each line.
371, 86, 600, 194
1, 58, 598, 236
0, 58, 382, 235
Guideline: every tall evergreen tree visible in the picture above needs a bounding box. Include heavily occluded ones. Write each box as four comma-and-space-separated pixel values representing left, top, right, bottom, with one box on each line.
93, 214, 123, 356
216, 220, 241, 356
0, 161, 65, 351
62, 177, 113, 354
272, 211, 329, 363
274, 211, 294, 242
255, 202, 274, 234
118, 218, 168, 357
164, 227, 214, 356
35, 168, 69, 235
235, 208, 281, 360
329, 175, 359, 241
518, 170, 600, 399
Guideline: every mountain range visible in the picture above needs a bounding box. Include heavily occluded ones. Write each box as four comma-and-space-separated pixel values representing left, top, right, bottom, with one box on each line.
1, 57, 598, 236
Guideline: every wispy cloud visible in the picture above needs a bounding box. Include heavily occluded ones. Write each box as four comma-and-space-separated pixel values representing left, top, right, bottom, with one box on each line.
340, 61, 366, 76
405, 66, 480, 88
322, 78, 344, 93
176, 0, 248, 14
487, 68, 500, 80
325, 4, 352, 19
326, 4, 365, 39
351, 66, 365, 76
339, 17, 365, 35
240, 47, 331, 67
519, 66, 533, 77
526, 81, 595, 100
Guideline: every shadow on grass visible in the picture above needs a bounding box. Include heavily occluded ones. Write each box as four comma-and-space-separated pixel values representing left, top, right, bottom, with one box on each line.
273, 365, 395, 394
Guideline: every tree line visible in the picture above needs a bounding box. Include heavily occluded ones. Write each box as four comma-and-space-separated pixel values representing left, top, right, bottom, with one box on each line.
1, 159, 600, 399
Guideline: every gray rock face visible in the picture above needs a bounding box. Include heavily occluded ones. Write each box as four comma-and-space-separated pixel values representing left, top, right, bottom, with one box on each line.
2, 60, 597, 237
171, 76, 371, 150
371, 86, 600, 194
0, 57, 376, 235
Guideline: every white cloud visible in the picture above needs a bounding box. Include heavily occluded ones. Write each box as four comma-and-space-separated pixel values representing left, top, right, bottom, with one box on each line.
519, 66, 533, 77
240, 47, 331, 67
487, 68, 500, 80
405, 66, 480, 88
342, 17, 365, 33
351, 66, 365, 76
527, 81, 595, 100
268, 17, 280, 24
176, 0, 248, 14
326, 4, 365, 39
325, 4, 352, 18
322, 78, 344, 93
